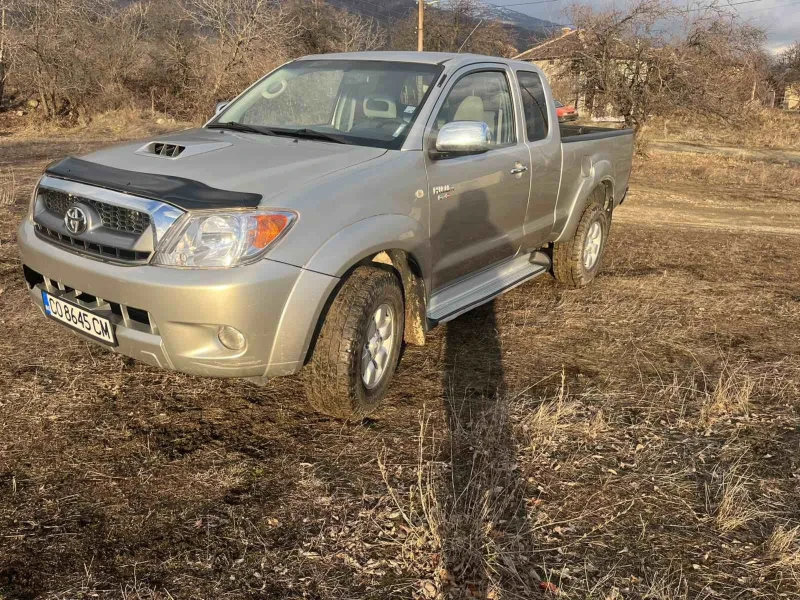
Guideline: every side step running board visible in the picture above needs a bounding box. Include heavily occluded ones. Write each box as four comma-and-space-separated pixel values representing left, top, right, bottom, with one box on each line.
427, 251, 551, 324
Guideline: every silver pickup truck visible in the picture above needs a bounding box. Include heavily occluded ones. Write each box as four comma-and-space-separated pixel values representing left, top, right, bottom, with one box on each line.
18, 51, 633, 418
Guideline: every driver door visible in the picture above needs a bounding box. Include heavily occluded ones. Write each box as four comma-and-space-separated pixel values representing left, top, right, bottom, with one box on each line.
425, 67, 531, 291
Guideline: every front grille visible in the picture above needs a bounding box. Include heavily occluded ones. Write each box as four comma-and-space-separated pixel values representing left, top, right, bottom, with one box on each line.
126, 307, 151, 325
41, 188, 72, 216
35, 223, 152, 263
23, 265, 45, 288
41, 188, 151, 235
91, 201, 151, 234
23, 265, 153, 329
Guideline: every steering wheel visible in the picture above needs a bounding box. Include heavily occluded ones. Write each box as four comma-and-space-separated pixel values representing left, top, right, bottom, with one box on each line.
371, 118, 407, 134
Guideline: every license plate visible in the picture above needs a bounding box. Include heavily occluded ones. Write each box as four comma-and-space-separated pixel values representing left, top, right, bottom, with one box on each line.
42, 291, 117, 346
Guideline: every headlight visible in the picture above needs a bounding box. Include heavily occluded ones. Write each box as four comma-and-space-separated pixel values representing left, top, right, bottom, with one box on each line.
28, 180, 41, 224
153, 210, 296, 268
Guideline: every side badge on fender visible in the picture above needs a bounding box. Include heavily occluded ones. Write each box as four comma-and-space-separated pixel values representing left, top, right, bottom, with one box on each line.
433, 184, 455, 200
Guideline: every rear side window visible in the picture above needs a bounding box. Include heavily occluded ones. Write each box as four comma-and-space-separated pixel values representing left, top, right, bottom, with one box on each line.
517, 71, 549, 142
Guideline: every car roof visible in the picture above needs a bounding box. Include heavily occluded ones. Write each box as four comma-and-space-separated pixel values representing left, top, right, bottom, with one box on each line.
296, 51, 537, 71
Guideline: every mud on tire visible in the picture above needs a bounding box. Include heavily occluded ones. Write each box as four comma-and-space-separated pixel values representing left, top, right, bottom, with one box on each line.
552, 187, 611, 288
305, 265, 404, 419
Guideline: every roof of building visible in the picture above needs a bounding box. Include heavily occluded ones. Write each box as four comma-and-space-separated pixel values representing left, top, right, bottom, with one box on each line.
513, 29, 641, 62
513, 29, 582, 61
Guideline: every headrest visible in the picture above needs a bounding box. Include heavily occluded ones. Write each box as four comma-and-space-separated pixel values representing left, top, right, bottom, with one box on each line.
454, 96, 485, 122
363, 96, 397, 119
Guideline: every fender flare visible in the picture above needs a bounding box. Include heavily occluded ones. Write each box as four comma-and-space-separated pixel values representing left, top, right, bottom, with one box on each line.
303, 214, 430, 279
554, 160, 615, 243
268, 215, 431, 368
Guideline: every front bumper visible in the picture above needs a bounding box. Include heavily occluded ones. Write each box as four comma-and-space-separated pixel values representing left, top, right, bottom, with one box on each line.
18, 220, 339, 378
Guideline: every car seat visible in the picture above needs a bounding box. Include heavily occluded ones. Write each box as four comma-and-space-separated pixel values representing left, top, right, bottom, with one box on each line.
453, 95, 485, 122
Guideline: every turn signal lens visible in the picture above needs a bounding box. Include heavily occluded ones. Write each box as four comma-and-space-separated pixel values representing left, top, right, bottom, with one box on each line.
249, 214, 290, 249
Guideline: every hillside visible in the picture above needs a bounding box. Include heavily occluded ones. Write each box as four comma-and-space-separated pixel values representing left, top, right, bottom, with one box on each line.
327, 0, 564, 47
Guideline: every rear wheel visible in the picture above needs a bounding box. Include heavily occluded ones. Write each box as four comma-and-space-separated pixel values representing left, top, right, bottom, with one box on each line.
552, 189, 610, 287
305, 265, 404, 419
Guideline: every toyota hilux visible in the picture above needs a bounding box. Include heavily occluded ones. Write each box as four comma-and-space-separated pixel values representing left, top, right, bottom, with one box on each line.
18, 51, 634, 418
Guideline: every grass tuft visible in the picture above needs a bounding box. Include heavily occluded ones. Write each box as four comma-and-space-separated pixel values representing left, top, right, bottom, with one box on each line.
700, 361, 754, 427
712, 466, 762, 533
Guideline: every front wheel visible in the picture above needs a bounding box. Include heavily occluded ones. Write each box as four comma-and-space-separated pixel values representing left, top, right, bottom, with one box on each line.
305, 265, 404, 419
552, 190, 610, 287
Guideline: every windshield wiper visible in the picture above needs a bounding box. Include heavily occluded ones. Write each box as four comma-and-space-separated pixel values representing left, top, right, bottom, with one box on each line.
207, 122, 277, 136
276, 128, 352, 145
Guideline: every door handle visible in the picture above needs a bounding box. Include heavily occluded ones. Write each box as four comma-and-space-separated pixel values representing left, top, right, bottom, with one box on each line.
510, 164, 529, 175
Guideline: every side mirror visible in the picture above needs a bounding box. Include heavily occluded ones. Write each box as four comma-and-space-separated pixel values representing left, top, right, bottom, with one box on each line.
432, 121, 491, 158
215, 101, 230, 115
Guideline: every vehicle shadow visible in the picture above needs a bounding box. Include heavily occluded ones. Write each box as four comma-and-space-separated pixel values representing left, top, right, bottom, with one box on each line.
435, 191, 534, 597
439, 301, 533, 597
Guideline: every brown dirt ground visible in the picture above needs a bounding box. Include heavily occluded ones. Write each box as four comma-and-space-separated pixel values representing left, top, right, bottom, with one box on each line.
1, 124, 799, 600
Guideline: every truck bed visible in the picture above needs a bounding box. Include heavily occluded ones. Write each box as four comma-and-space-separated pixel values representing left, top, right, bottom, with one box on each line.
552, 123, 635, 236
560, 124, 634, 144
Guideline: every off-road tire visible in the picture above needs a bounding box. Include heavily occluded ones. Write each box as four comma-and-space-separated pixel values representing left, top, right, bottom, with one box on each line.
305, 265, 405, 419
552, 190, 610, 288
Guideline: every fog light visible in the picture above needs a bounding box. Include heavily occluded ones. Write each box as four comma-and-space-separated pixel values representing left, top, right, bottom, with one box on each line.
218, 326, 246, 351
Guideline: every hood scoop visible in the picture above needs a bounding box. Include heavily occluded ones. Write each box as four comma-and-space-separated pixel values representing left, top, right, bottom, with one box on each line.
135, 140, 231, 160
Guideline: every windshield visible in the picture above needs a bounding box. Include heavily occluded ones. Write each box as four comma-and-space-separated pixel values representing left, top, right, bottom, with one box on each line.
211, 60, 443, 150
555, 100, 564, 108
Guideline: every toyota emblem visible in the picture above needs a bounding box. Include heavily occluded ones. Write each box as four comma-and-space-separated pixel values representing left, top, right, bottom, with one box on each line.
65, 206, 88, 235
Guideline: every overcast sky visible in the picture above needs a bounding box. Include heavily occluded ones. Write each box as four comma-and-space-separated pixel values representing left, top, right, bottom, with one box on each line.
488, 0, 799, 53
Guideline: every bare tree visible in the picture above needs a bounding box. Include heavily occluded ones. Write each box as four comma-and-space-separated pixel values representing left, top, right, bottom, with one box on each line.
10, 0, 115, 118
0, 3, 8, 107
89, 1, 153, 113
390, 0, 516, 57
283, 0, 386, 55
773, 41, 800, 107
559, 0, 770, 134
778, 41, 800, 74
183, 0, 300, 107
0, 0, 774, 126
338, 9, 386, 52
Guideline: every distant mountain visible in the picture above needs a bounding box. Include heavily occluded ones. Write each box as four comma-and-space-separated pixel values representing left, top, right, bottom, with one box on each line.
327, 0, 564, 46
468, 2, 565, 37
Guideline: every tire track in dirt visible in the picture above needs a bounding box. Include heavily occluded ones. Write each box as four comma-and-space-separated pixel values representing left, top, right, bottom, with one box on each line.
617, 184, 800, 235
649, 140, 800, 166
623, 139, 800, 235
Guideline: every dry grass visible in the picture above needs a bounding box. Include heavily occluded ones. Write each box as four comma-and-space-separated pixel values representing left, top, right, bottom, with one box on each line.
1, 108, 193, 141
711, 467, 762, 533
700, 360, 754, 427
641, 570, 689, 600
767, 524, 800, 580
1, 120, 800, 599
646, 109, 800, 150
0, 168, 17, 207
634, 150, 800, 195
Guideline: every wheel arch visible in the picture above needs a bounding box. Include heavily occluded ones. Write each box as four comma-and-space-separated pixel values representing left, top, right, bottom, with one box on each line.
369, 249, 427, 346
298, 248, 428, 370
553, 174, 614, 244
295, 215, 431, 368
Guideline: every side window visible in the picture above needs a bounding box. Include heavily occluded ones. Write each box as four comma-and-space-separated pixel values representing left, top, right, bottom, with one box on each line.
435, 71, 516, 147
517, 71, 549, 142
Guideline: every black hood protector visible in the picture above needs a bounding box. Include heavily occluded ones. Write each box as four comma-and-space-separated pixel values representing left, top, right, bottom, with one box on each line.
45, 157, 262, 210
